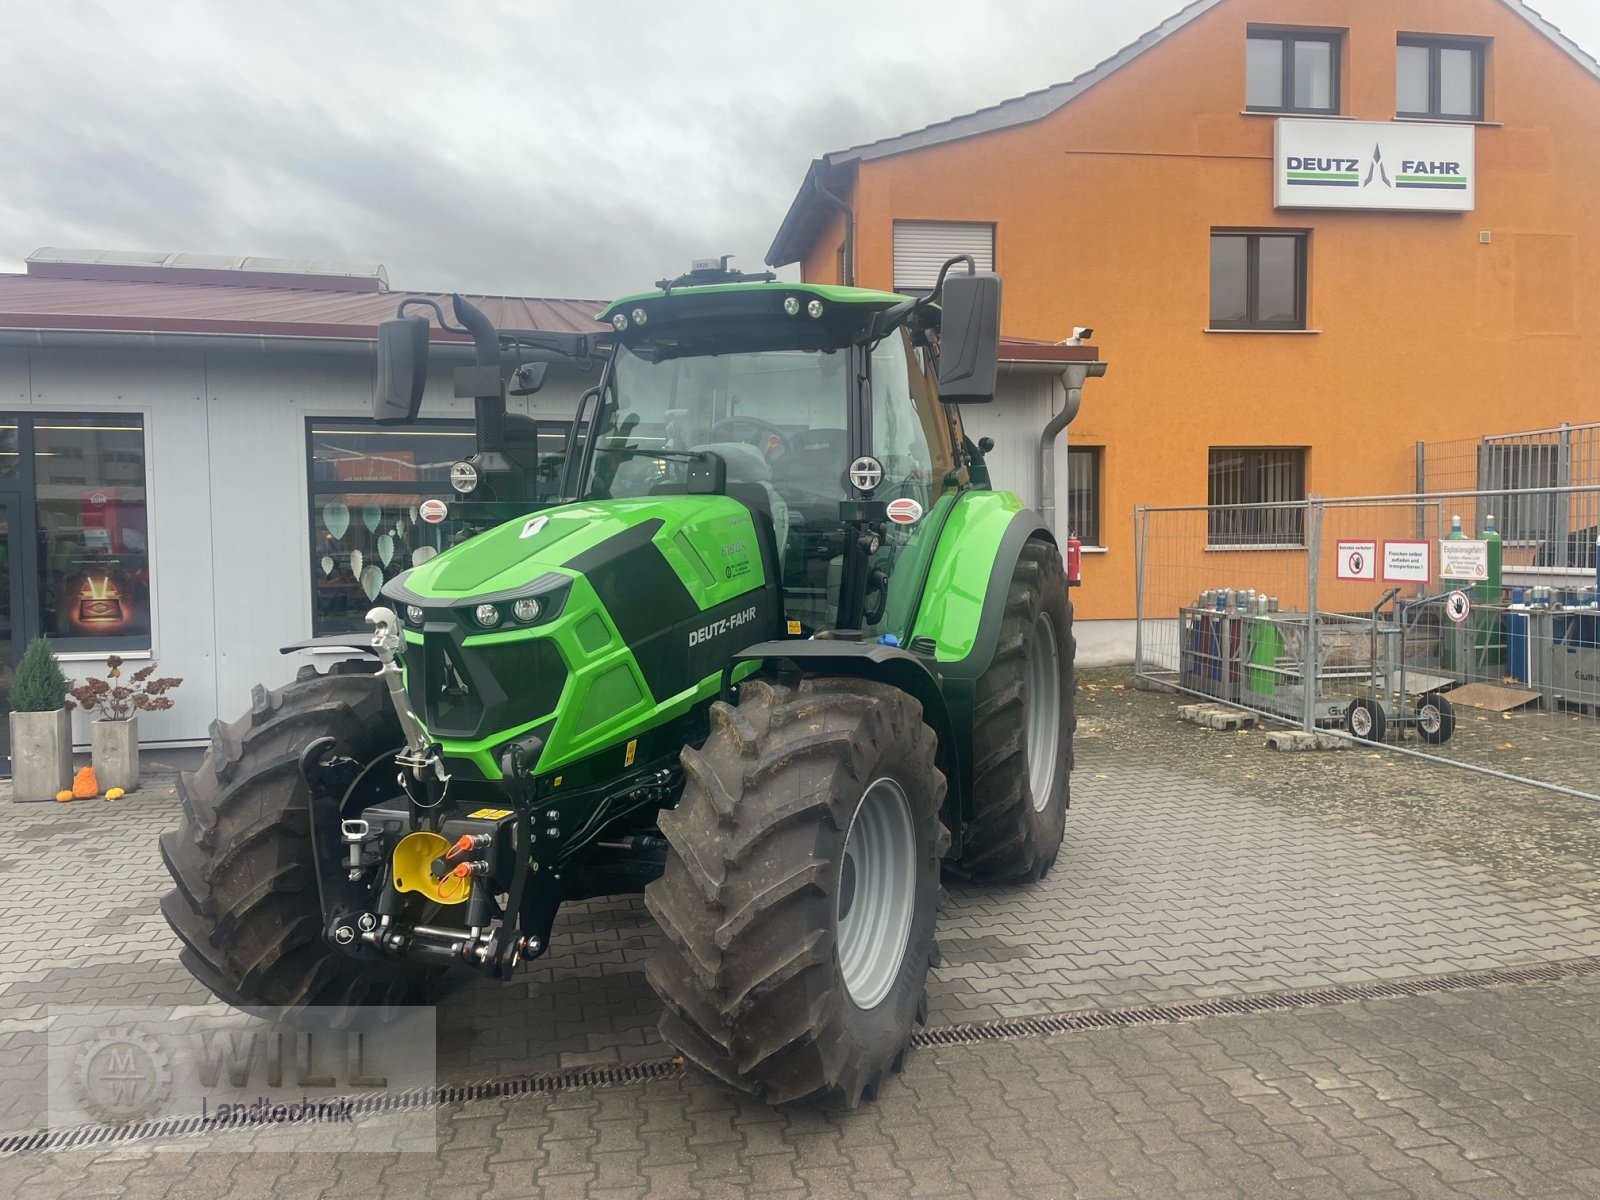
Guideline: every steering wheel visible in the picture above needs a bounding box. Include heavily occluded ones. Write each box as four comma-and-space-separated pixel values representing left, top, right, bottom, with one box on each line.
710, 414, 792, 459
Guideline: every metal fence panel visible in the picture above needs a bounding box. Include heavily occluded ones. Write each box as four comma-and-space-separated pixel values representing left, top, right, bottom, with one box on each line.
1136, 486, 1600, 801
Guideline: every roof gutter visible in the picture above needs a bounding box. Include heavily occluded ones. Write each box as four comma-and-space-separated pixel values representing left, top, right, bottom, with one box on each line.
1039, 360, 1108, 538
809, 159, 855, 286
0, 327, 518, 361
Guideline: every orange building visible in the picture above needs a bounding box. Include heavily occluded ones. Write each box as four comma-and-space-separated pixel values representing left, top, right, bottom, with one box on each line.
767, 0, 1600, 656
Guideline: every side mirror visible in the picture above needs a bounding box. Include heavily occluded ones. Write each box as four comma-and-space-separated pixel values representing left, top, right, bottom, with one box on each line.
937, 271, 1002, 403
509, 361, 548, 397
373, 315, 431, 423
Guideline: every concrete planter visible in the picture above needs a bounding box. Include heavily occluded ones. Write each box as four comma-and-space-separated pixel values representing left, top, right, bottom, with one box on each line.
8, 708, 72, 802
91, 716, 140, 793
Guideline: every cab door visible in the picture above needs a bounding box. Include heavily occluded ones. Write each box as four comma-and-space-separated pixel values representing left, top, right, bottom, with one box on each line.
860, 332, 963, 640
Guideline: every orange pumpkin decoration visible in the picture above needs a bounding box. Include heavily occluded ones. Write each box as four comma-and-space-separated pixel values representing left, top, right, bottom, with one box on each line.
56, 790, 74, 803
72, 766, 99, 799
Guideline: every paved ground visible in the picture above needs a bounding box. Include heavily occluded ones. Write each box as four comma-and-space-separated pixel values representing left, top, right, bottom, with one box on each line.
12, 973, 1600, 1198
1, 670, 1598, 1194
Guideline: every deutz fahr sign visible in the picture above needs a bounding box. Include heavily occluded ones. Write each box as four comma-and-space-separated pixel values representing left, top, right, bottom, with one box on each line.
1274, 119, 1475, 212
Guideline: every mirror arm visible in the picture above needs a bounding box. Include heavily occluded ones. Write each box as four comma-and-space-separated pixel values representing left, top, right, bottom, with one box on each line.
496, 328, 611, 368
927, 254, 976, 305
870, 254, 979, 340
397, 296, 469, 335
450, 295, 508, 456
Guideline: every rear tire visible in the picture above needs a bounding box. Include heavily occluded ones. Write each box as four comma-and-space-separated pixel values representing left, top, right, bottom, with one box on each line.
645, 677, 947, 1107
956, 538, 1074, 883
159, 661, 449, 1022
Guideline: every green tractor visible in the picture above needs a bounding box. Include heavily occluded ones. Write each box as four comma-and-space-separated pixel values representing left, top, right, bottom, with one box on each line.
161, 256, 1101, 1106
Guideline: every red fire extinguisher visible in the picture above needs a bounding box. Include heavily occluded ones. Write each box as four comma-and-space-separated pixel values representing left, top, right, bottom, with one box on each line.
1066, 536, 1082, 587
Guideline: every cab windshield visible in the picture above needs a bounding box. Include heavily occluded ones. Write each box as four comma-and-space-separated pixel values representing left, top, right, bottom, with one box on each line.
581, 331, 961, 637
583, 343, 849, 508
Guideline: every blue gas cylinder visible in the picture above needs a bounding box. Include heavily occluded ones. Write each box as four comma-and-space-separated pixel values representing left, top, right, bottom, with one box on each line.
1507, 586, 1529, 684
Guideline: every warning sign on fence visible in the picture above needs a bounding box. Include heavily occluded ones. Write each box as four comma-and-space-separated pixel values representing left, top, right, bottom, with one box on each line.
1439, 538, 1489, 580
1382, 539, 1432, 583
1336, 540, 1377, 581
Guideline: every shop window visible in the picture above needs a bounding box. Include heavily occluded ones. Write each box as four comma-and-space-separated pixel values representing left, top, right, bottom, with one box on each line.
1208, 448, 1306, 547
1398, 37, 1485, 121
892, 221, 995, 293
1210, 232, 1307, 331
1246, 29, 1341, 114
1066, 446, 1102, 548
308, 420, 489, 635
35, 416, 151, 648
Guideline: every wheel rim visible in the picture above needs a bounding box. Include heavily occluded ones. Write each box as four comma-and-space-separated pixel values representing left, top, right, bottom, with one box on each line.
837, 778, 916, 1010
1026, 614, 1061, 812
1351, 704, 1372, 737
1419, 704, 1441, 735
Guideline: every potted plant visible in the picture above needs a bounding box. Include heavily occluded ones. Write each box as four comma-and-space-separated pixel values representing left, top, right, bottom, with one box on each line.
7, 636, 72, 802
67, 655, 182, 794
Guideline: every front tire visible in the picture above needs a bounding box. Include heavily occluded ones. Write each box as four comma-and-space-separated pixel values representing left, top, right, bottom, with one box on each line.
644, 677, 946, 1107
956, 538, 1074, 883
159, 661, 448, 1021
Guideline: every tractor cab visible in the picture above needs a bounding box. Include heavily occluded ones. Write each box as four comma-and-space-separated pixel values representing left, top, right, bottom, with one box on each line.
378, 256, 1003, 642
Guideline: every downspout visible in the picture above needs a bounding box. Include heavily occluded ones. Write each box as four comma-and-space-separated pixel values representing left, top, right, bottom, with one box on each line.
1039, 360, 1108, 537
811, 160, 855, 287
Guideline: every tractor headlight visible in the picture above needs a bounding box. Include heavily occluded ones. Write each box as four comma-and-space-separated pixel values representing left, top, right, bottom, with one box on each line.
611, 313, 629, 331
406, 605, 425, 626
449, 461, 478, 494
807, 299, 825, 319
630, 307, 648, 326
474, 603, 501, 628
782, 296, 800, 316
512, 598, 542, 623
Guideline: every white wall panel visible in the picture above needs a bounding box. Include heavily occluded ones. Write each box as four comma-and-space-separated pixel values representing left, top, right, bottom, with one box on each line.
204, 349, 596, 725
6, 339, 595, 743
21, 345, 219, 746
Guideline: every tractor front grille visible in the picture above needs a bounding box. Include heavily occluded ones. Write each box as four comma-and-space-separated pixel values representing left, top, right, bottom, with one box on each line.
404, 630, 567, 741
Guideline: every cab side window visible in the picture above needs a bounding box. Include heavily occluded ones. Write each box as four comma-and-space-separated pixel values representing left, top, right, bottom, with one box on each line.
870, 333, 957, 510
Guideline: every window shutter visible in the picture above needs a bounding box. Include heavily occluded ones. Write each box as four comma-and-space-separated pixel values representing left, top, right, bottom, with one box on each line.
892, 222, 995, 292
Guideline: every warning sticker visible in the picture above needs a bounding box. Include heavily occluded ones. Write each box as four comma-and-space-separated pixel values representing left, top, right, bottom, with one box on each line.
1382, 539, 1432, 584
467, 807, 512, 820
1439, 539, 1489, 581
1336, 540, 1377, 581
1445, 590, 1472, 623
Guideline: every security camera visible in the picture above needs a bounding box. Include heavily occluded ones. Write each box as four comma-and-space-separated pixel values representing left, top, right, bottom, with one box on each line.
1073, 327, 1095, 341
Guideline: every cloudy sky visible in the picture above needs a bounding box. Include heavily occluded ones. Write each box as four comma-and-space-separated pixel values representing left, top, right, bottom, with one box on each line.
2, 1, 1595, 299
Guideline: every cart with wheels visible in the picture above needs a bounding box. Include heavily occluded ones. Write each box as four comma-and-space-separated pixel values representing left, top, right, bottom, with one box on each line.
1339, 588, 1456, 745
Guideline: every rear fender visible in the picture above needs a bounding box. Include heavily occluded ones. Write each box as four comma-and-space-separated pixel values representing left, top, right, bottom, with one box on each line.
906, 494, 1056, 828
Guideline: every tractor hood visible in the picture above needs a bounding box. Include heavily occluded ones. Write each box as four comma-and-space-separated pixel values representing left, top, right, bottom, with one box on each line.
384, 495, 760, 606
378, 493, 781, 778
